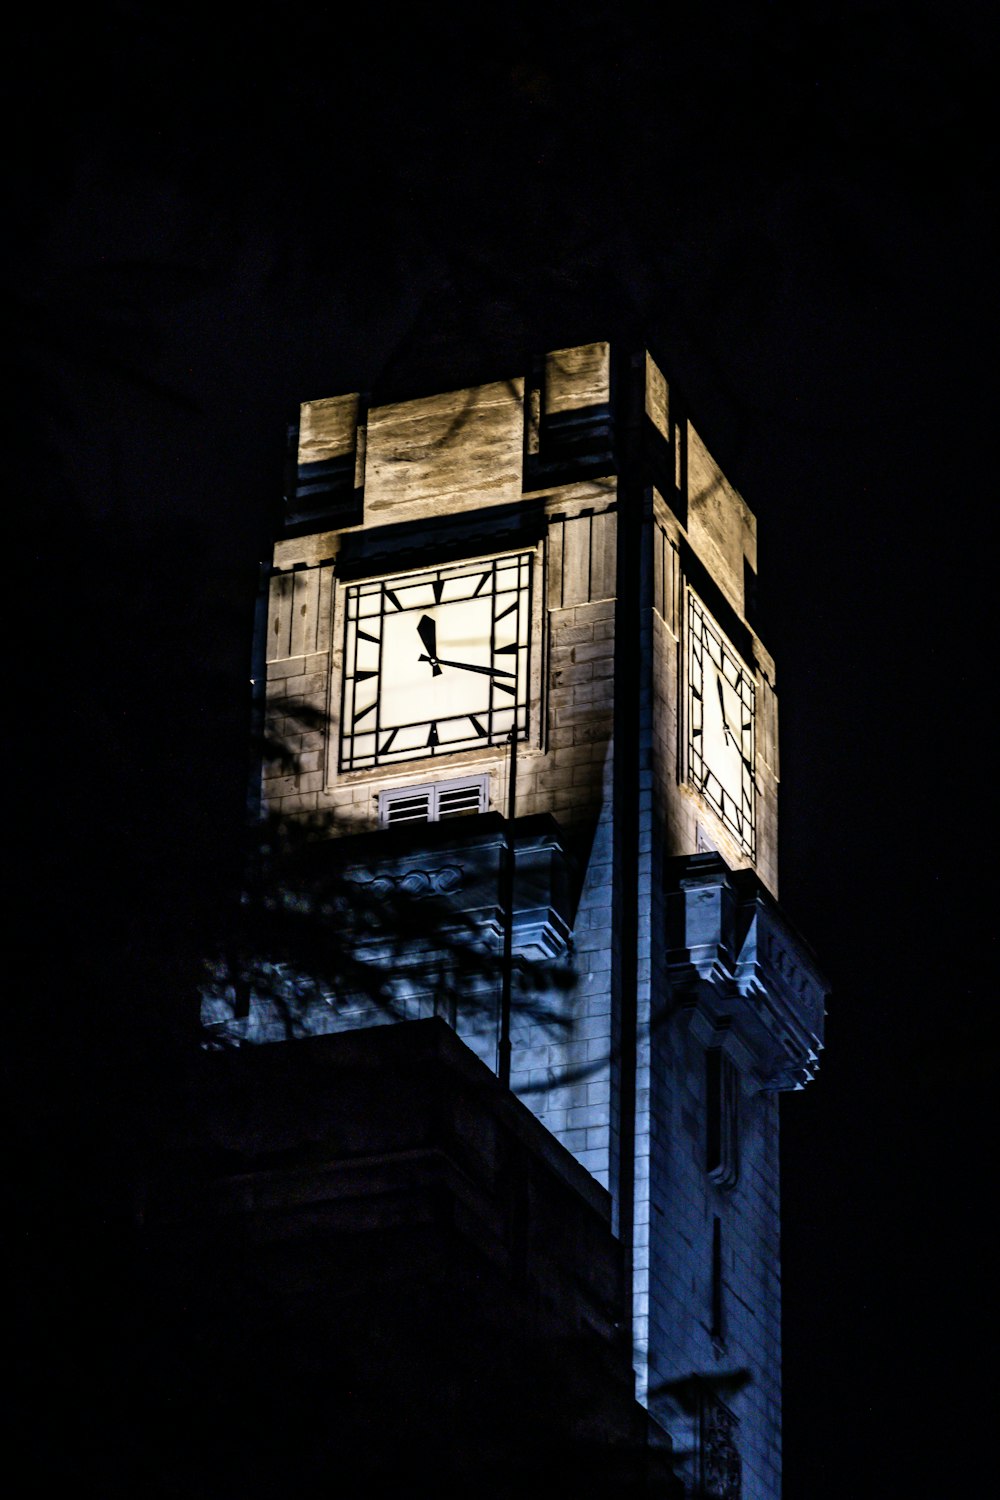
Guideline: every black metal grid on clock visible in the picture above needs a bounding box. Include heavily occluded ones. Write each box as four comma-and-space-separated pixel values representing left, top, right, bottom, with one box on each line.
687, 591, 757, 857
340, 553, 532, 771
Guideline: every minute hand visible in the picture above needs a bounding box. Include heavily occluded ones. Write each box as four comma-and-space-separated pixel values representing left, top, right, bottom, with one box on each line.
430, 655, 515, 679
716, 676, 736, 746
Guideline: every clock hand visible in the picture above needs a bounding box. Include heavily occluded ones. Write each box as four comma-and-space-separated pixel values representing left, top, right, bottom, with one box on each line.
416, 615, 443, 676
414, 614, 515, 678
716, 675, 736, 747
431, 655, 516, 679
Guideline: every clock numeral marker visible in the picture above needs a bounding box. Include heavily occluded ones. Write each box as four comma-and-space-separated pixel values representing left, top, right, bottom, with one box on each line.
469, 715, 486, 737
355, 670, 377, 683
493, 679, 516, 697
495, 643, 518, 655
384, 588, 402, 611
380, 729, 398, 754
472, 572, 490, 597
354, 701, 376, 726
495, 600, 517, 622
432, 578, 444, 604
427, 722, 439, 748
358, 629, 379, 644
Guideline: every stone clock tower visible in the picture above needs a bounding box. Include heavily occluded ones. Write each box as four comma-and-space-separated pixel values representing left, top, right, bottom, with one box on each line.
220, 343, 827, 1497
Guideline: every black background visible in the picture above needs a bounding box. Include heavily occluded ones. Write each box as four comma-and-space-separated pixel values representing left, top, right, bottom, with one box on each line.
9, 4, 991, 1494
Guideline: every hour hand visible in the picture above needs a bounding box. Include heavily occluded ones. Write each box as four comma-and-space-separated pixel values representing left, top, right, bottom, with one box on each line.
416, 615, 442, 676
716, 675, 735, 745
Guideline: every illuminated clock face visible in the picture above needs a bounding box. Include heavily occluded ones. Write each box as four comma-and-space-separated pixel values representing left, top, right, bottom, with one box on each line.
340, 554, 531, 770
686, 591, 757, 858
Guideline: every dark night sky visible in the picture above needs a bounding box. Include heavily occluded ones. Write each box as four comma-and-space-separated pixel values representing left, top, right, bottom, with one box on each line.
9, 4, 991, 1494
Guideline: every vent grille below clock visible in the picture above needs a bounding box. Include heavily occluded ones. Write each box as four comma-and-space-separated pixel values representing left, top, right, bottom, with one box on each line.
382, 791, 433, 825
378, 775, 489, 828
438, 783, 487, 818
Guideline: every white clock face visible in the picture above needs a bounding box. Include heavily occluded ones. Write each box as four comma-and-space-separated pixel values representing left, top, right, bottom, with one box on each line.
686, 591, 757, 858
340, 554, 531, 770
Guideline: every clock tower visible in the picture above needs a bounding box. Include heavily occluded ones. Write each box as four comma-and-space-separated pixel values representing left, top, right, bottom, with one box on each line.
220, 343, 827, 1497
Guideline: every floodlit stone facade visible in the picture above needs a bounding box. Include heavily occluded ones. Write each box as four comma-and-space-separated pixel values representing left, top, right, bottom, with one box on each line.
224, 342, 827, 1497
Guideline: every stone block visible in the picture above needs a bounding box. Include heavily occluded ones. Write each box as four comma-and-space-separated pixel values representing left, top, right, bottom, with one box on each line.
572, 639, 614, 665
557, 623, 596, 645
297, 672, 327, 700
572, 1146, 608, 1175
278, 792, 320, 812
572, 717, 613, 745
265, 675, 301, 700
268, 655, 310, 680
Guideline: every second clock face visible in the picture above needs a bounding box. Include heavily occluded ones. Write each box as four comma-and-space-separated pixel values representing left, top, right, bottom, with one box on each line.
686, 591, 757, 858
340, 554, 532, 771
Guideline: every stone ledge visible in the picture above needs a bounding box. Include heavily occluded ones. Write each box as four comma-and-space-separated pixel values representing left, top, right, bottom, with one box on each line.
663, 853, 828, 1090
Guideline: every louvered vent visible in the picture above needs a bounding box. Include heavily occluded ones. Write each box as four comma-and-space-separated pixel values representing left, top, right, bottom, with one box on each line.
381, 790, 433, 826
378, 775, 488, 829
437, 782, 486, 818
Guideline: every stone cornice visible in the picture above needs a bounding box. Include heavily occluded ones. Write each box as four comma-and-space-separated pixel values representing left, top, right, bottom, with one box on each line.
663, 854, 827, 1091
327, 812, 577, 963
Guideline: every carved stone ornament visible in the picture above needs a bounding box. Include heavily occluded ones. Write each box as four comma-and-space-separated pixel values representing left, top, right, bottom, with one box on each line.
700, 1392, 742, 1499
348, 865, 465, 898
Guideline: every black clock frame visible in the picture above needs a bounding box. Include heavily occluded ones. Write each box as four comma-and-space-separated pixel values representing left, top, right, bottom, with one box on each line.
686, 591, 757, 859
340, 553, 532, 771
